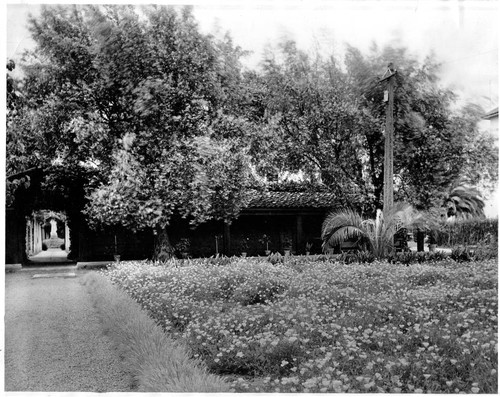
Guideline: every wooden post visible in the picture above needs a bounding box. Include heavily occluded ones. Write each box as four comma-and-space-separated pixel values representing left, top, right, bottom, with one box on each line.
382, 64, 396, 215
223, 222, 231, 256
296, 214, 303, 255
416, 230, 425, 252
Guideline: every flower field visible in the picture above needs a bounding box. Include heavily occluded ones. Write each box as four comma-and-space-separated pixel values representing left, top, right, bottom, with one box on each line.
102, 257, 497, 393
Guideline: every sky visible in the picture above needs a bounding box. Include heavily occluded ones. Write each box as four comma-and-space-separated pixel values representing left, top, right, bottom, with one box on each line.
6, 0, 498, 110
3, 0, 499, 215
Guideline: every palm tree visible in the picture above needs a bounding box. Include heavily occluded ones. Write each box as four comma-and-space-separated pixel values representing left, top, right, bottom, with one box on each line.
445, 185, 485, 219
321, 202, 428, 258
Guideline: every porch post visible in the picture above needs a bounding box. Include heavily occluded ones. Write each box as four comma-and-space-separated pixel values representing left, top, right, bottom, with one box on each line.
223, 222, 231, 256
65, 222, 71, 252
296, 214, 303, 254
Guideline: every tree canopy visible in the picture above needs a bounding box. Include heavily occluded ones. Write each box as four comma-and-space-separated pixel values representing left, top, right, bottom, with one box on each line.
6, 4, 498, 260
244, 41, 497, 215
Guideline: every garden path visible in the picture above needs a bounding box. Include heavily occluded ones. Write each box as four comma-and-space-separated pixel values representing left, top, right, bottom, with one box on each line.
4, 267, 132, 392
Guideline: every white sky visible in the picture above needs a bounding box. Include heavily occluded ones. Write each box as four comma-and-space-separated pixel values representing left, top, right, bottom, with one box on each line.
3, 0, 499, 215
4, 1, 499, 109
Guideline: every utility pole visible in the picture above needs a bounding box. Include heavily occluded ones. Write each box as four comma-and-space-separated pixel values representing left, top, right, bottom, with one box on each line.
381, 63, 396, 215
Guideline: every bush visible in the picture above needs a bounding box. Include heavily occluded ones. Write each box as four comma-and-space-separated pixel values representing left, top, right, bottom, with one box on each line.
451, 244, 498, 262
436, 218, 498, 247
339, 251, 376, 264
42, 242, 48, 251
60, 243, 65, 250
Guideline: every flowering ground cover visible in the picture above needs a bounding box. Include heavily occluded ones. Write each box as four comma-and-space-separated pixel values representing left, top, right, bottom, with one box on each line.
102, 257, 497, 393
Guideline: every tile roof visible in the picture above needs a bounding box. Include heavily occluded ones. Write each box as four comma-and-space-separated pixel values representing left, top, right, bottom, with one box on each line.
247, 190, 336, 209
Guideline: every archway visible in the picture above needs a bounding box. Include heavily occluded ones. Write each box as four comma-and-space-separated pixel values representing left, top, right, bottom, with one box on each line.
6, 166, 90, 265
25, 210, 72, 264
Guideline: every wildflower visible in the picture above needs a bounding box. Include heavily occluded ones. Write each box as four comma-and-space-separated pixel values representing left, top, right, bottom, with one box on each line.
471, 387, 480, 393
236, 352, 244, 358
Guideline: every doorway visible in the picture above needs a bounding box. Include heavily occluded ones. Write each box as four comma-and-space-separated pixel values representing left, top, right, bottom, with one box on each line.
26, 210, 73, 264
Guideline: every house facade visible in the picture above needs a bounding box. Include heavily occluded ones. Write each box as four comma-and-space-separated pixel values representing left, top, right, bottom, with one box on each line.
5, 182, 336, 263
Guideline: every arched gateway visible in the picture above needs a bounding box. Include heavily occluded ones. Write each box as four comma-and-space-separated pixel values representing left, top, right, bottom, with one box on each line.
6, 166, 154, 265
25, 210, 71, 259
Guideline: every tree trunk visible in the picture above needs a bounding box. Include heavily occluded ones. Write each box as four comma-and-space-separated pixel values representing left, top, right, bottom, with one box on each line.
153, 228, 174, 262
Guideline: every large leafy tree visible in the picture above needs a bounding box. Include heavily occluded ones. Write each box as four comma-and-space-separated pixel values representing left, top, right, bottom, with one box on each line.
245, 41, 372, 211
7, 5, 254, 259
345, 44, 498, 211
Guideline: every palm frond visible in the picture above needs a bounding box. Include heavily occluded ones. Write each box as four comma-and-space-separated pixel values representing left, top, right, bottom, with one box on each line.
446, 185, 485, 219
323, 225, 366, 249
321, 209, 366, 250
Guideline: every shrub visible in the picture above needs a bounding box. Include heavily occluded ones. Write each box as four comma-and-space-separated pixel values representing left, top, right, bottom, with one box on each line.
60, 243, 65, 250
348, 251, 376, 264
437, 218, 498, 247
267, 252, 284, 265
42, 242, 48, 251
451, 246, 474, 262
451, 244, 498, 262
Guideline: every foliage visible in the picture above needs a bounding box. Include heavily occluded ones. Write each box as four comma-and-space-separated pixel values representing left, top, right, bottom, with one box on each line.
445, 184, 486, 219
71, 6, 255, 234
175, 238, 191, 254
239, 237, 250, 252
245, 41, 370, 210
103, 258, 497, 393
33, 209, 67, 223
259, 234, 271, 246
450, 244, 498, 262
282, 236, 292, 250
338, 250, 376, 264
435, 218, 498, 247
8, 5, 256, 260
268, 252, 284, 265
321, 202, 427, 257
384, 250, 450, 265
344, 44, 498, 210
242, 42, 498, 214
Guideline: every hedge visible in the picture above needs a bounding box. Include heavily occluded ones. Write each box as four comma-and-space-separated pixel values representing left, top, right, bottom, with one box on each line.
435, 218, 498, 247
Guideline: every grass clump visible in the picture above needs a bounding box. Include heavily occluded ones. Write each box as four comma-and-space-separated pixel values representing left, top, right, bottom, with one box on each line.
81, 272, 229, 392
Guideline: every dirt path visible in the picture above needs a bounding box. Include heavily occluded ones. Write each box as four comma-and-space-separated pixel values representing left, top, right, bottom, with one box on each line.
4, 268, 132, 392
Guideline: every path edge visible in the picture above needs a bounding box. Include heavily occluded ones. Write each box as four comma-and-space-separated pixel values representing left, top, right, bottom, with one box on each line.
81, 272, 229, 393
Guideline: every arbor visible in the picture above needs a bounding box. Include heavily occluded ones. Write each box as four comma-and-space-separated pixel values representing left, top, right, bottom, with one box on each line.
8, 5, 255, 260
